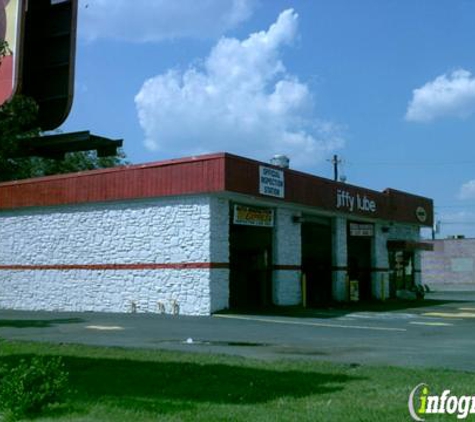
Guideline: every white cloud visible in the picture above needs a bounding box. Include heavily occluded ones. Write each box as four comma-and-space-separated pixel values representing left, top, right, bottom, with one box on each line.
405, 69, 475, 122
79, 0, 255, 42
459, 180, 475, 200
135, 9, 344, 169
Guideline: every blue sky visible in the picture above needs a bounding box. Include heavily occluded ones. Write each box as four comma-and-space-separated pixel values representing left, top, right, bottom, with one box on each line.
62, 0, 475, 238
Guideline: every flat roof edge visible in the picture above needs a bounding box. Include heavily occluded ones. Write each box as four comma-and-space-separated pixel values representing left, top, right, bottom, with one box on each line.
0, 152, 228, 187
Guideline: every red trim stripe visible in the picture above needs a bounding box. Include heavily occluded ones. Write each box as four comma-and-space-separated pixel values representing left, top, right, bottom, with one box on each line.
0, 263, 229, 271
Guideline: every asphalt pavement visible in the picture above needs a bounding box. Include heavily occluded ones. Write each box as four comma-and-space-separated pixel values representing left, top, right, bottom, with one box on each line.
1, 291, 475, 372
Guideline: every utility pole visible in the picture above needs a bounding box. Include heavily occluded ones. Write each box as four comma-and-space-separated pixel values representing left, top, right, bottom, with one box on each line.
328, 154, 342, 181
432, 220, 440, 240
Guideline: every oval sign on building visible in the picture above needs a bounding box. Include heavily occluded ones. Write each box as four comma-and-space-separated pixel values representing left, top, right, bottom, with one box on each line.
0, 0, 24, 105
415, 206, 427, 223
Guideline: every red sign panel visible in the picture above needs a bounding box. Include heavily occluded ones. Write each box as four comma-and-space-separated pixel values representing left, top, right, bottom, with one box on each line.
0, 0, 24, 106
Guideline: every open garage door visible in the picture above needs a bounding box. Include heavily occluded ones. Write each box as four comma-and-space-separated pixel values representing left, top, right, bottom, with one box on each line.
229, 205, 273, 309
301, 218, 332, 306
347, 222, 374, 301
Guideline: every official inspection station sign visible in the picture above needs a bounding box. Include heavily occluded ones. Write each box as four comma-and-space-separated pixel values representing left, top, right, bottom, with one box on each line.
259, 166, 284, 198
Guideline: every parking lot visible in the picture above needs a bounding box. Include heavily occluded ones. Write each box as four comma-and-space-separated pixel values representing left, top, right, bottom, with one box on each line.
0, 290, 474, 372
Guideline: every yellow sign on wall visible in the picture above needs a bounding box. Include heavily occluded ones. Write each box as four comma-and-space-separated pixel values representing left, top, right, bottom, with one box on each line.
233, 204, 274, 227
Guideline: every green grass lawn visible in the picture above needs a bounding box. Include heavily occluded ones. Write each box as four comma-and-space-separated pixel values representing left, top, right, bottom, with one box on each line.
0, 340, 473, 421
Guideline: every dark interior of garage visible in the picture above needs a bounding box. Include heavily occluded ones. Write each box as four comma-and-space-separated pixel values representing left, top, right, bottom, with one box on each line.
229, 224, 273, 309
347, 231, 373, 301
389, 250, 415, 296
301, 219, 333, 306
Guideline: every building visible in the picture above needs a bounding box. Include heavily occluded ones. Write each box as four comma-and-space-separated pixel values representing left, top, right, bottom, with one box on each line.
422, 238, 475, 290
0, 153, 434, 315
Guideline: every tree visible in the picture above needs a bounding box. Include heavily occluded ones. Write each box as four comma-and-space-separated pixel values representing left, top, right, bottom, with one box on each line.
24, 149, 128, 179
0, 42, 127, 182
0, 94, 128, 182
0, 94, 40, 181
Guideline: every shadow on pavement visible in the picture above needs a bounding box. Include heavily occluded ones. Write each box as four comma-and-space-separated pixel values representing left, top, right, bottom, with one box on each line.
221, 295, 472, 319
0, 318, 85, 329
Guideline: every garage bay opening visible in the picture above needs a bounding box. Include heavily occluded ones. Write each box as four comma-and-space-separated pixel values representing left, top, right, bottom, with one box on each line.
301, 217, 332, 306
229, 204, 274, 309
347, 222, 374, 301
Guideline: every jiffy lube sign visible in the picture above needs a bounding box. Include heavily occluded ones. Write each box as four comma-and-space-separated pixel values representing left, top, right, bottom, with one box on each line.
336, 189, 376, 213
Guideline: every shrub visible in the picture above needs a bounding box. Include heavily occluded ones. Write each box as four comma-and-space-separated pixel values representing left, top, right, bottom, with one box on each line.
0, 356, 69, 420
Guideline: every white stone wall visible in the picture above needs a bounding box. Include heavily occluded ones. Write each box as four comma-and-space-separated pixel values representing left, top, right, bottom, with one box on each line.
210, 197, 230, 263
0, 197, 212, 266
209, 197, 230, 312
332, 216, 348, 301
272, 208, 301, 305
0, 269, 213, 315
371, 223, 390, 300
0, 195, 230, 315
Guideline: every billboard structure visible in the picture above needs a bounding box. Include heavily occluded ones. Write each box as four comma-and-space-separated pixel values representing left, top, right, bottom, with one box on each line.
0, 0, 24, 105
1, 0, 122, 159
22, 0, 78, 130
0, 0, 78, 131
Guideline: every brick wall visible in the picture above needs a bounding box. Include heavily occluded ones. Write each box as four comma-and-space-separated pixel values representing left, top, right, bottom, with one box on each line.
422, 239, 475, 288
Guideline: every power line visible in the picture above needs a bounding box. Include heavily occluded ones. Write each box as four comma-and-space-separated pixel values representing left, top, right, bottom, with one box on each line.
346, 160, 475, 167
438, 221, 475, 225
435, 204, 475, 208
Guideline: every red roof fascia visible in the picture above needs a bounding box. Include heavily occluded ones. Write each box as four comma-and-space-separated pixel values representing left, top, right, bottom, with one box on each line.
0, 152, 434, 227
223, 154, 434, 227
0, 153, 227, 209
